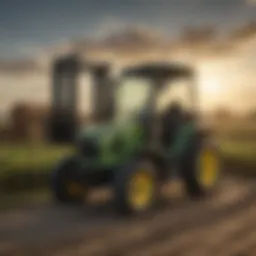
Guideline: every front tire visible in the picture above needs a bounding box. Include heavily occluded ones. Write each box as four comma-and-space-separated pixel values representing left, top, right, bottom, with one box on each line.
113, 161, 159, 215
52, 157, 87, 204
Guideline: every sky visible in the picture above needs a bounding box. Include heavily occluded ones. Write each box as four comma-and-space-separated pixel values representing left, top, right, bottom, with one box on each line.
0, 0, 255, 117
0, 0, 255, 60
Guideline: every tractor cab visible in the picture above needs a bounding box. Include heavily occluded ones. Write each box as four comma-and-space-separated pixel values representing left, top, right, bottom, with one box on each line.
116, 63, 196, 149
48, 53, 196, 146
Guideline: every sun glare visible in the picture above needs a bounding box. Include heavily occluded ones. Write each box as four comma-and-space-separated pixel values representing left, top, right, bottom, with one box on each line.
199, 74, 221, 95
196, 66, 225, 110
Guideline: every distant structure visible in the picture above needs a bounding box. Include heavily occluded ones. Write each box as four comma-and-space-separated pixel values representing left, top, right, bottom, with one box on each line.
8, 102, 49, 142
213, 107, 232, 121
0, 101, 91, 143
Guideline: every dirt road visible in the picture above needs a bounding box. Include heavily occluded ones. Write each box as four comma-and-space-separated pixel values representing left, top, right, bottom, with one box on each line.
0, 177, 255, 256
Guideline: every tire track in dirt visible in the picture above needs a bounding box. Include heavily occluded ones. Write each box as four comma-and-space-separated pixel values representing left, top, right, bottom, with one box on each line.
0, 177, 255, 256
218, 234, 256, 256
45, 179, 255, 256
129, 204, 256, 256
78, 193, 255, 256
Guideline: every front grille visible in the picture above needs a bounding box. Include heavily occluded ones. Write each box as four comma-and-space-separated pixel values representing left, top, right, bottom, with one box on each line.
79, 137, 100, 158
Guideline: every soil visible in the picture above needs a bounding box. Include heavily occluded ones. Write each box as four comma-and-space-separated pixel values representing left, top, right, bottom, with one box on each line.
0, 177, 255, 256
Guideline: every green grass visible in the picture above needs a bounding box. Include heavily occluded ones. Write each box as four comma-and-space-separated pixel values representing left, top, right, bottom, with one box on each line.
1, 139, 255, 175
0, 122, 255, 193
220, 139, 256, 161
214, 120, 256, 177
0, 143, 73, 176
0, 189, 50, 210
218, 139, 256, 177
0, 143, 74, 192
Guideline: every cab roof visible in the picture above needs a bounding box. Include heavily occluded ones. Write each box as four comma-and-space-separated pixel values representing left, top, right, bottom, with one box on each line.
122, 62, 193, 81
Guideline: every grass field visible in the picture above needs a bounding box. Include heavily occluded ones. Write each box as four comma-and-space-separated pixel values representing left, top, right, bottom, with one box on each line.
0, 143, 73, 192
0, 143, 72, 175
0, 120, 255, 193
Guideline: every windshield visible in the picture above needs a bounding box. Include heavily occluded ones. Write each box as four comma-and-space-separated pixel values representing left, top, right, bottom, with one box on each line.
156, 78, 193, 114
115, 77, 152, 122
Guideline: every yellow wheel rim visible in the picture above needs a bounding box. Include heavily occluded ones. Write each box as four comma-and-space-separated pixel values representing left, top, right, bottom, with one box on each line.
198, 150, 219, 189
66, 181, 86, 197
128, 169, 154, 211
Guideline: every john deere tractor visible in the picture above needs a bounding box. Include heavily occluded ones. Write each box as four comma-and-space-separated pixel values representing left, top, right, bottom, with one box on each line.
50, 55, 221, 215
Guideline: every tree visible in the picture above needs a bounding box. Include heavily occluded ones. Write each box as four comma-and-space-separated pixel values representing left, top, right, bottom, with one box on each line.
213, 107, 232, 121
9, 101, 49, 141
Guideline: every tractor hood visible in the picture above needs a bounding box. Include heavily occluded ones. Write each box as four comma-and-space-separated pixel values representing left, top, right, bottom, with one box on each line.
77, 122, 124, 142
75, 119, 144, 163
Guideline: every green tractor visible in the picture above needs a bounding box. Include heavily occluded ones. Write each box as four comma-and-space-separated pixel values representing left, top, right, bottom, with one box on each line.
50, 55, 221, 215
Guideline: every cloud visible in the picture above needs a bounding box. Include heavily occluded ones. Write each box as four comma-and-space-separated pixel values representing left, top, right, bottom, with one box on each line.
92, 17, 129, 38
0, 21, 256, 73
229, 21, 256, 42
75, 21, 256, 60
0, 59, 42, 75
246, 0, 256, 5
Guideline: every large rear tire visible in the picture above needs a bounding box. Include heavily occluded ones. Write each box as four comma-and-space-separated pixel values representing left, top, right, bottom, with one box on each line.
113, 161, 159, 216
51, 157, 87, 204
181, 139, 222, 198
